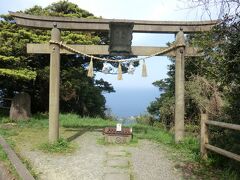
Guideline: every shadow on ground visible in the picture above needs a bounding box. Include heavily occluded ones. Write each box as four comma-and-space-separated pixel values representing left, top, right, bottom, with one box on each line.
65, 128, 102, 142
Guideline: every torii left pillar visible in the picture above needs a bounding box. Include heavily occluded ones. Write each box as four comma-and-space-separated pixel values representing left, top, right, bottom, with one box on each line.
49, 25, 60, 142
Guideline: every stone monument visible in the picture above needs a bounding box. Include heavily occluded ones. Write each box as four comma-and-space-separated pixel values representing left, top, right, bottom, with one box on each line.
9, 92, 31, 121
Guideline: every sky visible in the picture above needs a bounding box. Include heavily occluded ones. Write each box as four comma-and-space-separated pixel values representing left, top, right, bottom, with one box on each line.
0, 0, 218, 117
0, 0, 219, 20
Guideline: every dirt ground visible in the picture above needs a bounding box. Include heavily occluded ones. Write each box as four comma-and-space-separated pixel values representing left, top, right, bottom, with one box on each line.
0, 161, 15, 180
17, 131, 182, 180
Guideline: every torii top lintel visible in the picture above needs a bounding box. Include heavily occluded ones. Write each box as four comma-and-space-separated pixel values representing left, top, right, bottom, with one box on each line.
9, 12, 219, 34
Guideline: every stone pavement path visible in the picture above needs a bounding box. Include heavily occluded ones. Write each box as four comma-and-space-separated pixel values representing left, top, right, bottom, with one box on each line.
18, 131, 182, 180
103, 150, 131, 180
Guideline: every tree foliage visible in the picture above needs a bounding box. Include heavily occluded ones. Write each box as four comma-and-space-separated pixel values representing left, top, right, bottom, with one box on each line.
148, 2, 240, 173
182, 0, 240, 19
186, 75, 224, 116
0, 0, 114, 117
147, 61, 175, 127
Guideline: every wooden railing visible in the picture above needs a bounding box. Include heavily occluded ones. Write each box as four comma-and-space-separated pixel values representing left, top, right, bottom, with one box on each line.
200, 113, 240, 161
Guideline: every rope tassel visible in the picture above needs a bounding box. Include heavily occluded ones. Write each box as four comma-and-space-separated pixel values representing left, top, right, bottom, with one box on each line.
118, 63, 123, 80
142, 60, 147, 77
87, 57, 94, 77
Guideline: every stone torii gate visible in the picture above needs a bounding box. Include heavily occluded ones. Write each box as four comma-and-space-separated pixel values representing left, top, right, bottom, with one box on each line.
10, 12, 218, 143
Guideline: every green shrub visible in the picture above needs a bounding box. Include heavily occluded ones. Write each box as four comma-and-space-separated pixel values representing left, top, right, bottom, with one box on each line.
135, 114, 155, 126
39, 137, 75, 154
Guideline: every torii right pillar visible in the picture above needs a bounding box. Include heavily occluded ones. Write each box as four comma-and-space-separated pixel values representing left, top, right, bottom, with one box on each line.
175, 30, 185, 143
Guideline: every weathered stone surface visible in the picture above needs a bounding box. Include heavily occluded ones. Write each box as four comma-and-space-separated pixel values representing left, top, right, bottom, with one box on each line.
107, 151, 127, 157
104, 135, 132, 144
10, 12, 218, 33
109, 22, 133, 56
9, 92, 31, 121
103, 166, 129, 174
107, 158, 129, 167
103, 173, 130, 180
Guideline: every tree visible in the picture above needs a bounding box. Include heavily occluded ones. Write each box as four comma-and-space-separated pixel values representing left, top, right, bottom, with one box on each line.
0, 0, 114, 117
147, 60, 175, 127
182, 0, 240, 19
148, 2, 240, 173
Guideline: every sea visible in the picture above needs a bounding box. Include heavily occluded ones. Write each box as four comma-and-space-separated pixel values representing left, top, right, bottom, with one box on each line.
104, 87, 161, 118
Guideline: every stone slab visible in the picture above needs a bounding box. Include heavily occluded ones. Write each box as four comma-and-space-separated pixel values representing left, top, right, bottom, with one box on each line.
105, 135, 132, 144
103, 173, 130, 180
107, 151, 127, 157
103, 166, 129, 174
106, 158, 129, 167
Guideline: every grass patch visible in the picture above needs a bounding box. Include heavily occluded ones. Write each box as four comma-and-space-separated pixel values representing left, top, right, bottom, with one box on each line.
131, 124, 201, 160
17, 114, 48, 129
60, 114, 116, 128
0, 129, 20, 179
20, 156, 39, 179
0, 145, 8, 161
130, 136, 138, 145
96, 137, 107, 145
0, 142, 21, 180
132, 124, 174, 145
130, 173, 135, 180
123, 150, 132, 157
0, 145, 38, 179
130, 123, 239, 179
39, 137, 76, 154
0, 113, 116, 179
0, 112, 238, 179
0, 113, 75, 178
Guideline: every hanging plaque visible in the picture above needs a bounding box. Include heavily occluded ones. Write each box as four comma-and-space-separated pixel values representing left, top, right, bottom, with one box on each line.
109, 22, 134, 56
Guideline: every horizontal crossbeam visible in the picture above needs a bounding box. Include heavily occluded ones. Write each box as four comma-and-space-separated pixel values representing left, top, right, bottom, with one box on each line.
27, 44, 201, 57
10, 12, 219, 33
